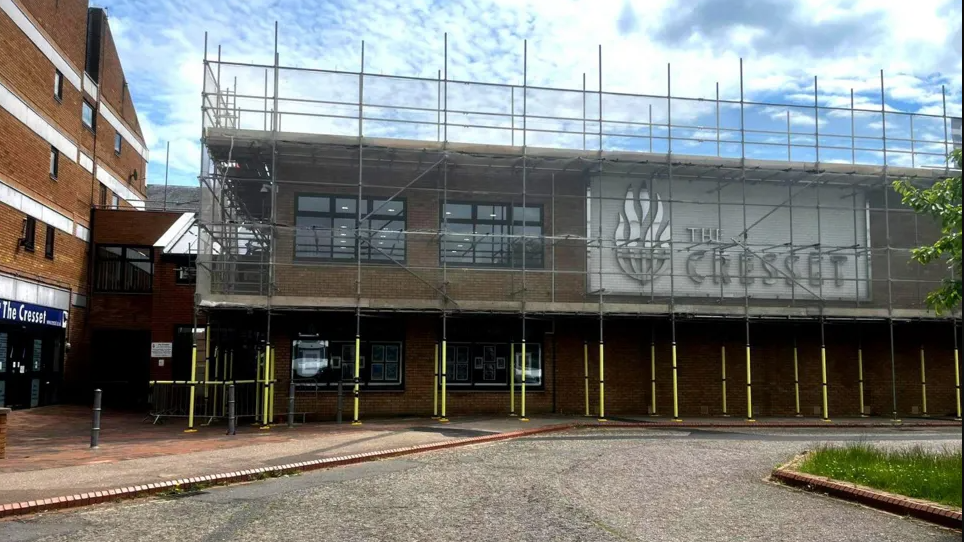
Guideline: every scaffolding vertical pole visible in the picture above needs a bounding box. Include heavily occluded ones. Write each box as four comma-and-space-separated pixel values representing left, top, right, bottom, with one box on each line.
432, 343, 439, 418
351, 40, 365, 427
510, 342, 516, 416
793, 327, 801, 417
582, 73, 586, 151
186, 307, 199, 432
881, 70, 898, 424
269, 346, 276, 423
551, 173, 556, 302
511, 85, 515, 147
740, 58, 754, 422
715, 82, 720, 157
954, 319, 961, 421
519, 39, 529, 423
440, 34, 450, 424
919, 344, 928, 417
941, 85, 949, 173
650, 325, 657, 416
820, 317, 830, 422
648, 104, 653, 153
597, 43, 606, 423
584, 341, 590, 416
440, 317, 448, 423
850, 89, 856, 165
667, 63, 680, 423
786, 111, 791, 161
814, 76, 820, 164
858, 328, 867, 416
436, 70, 441, 142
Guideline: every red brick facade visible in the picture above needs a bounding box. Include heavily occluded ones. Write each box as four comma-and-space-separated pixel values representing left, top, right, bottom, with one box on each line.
1, 0, 148, 402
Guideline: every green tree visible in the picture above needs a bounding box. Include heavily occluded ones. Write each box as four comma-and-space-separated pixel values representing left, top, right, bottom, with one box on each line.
892, 149, 962, 314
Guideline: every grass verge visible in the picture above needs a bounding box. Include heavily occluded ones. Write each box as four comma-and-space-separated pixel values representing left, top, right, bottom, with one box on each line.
796, 443, 962, 508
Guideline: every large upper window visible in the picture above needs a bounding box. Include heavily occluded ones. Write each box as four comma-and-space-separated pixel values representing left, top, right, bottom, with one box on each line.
82, 100, 95, 130
441, 202, 543, 268
291, 339, 403, 389
294, 195, 406, 262
94, 245, 153, 292
444, 342, 542, 389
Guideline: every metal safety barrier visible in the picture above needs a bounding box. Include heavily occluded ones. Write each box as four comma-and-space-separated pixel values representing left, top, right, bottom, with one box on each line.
148, 380, 261, 425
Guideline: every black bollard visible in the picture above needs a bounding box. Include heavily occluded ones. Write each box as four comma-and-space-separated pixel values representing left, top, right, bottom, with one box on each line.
227, 384, 236, 436
287, 380, 295, 428
90, 389, 102, 449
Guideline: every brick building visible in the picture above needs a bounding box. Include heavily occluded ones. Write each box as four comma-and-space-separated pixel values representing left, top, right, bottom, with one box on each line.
1, 0, 148, 408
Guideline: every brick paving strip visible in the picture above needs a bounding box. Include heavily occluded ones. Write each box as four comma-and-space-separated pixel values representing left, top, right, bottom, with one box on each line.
770, 453, 963, 530
0, 417, 959, 520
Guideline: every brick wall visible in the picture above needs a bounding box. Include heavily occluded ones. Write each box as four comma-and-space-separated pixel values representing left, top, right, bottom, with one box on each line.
0, 408, 7, 459
257, 313, 960, 420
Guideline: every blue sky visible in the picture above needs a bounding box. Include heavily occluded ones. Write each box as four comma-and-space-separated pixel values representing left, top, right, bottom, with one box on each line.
102, 0, 963, 186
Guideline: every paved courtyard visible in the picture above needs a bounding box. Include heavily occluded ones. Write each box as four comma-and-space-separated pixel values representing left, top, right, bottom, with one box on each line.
0, 427, 960, 541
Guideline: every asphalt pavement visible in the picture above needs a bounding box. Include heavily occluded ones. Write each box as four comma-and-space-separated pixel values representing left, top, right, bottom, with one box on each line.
0, 427, 960, 542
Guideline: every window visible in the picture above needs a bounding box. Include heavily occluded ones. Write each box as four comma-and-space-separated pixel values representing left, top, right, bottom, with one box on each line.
20, 217, 37, 252
94, 245, 154, 292
99, 184, 108, 207
294, 195, 406, 262
111, 193, 119, 209
54, 70, 63, 101
441, 202, 543, 268
49, 147, 59, 179
291, 339, 403, 389
174, 265, 196, 285
443, 342, 542, 389
44, 225, 55, 259
114, 132, 122, 155
82, 100, 95, 130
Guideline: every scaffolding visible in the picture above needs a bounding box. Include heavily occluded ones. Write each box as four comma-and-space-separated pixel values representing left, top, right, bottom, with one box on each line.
194, 27, 963, 424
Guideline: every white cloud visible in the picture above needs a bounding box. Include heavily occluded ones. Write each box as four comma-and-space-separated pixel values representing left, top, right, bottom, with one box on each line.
104, 0, 962, 186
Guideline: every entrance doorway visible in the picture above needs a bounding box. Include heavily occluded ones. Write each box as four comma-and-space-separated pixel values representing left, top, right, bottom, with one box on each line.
91, 329, 151, 409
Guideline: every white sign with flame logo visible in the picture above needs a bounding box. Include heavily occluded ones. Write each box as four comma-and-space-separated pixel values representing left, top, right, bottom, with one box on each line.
588, 176, 871, 301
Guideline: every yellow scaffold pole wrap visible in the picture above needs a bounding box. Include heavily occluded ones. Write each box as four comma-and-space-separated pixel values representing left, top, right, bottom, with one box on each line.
584, 341, 590, 417
671, 342, 680, 422
858, 343, 867, 417
185, 344, 198, 432
268, 347, 276, 423
203, 326, 211, 399
793, 339, 801, 417
520, 340, 529, 422
745, 345, 754, 422
721, 345, 728, 416
261, 345, 271, 428
598, 341, 606, 421
440, 340, 448, 423
509, 343, 516, 416
820, 344, 830, 422
351, 336, 361, 425
650, 338, 657, 416
920, 346, 927, 417
432, 344, 439, 419
955, 327, 961, 420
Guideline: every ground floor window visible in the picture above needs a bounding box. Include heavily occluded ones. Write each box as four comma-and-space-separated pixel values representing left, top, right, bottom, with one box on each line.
444, 342, 542, 389
292, 338, 403, 389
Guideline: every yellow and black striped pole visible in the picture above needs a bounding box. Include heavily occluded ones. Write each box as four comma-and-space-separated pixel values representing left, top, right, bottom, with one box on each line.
268, 346, 276, 423
721, 345, 728, 417
509, 343, 516, 417
793, 330, 801, 417
352, 336, 362, 425
432, 344, 439, 419
858, 333, 867, 417
598, 339, 606, 422
650, 329, 657, 416
185, 344, 198, 432
954, 321, 961, 421
671, 316, 680, 422
820, 319, 830, 422
440, 339, 448, 423
261, 344, 271, 428
919, 345, 928, 417
520, 340, 529, 422
745, 318, 754, 422
583, 341, 590, 417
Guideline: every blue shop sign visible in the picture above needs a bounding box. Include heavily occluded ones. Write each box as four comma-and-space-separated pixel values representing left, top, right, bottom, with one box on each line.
0, 299, 68, 328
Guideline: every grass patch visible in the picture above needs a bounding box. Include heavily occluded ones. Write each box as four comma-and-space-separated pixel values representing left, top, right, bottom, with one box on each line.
797, 443, 962, 508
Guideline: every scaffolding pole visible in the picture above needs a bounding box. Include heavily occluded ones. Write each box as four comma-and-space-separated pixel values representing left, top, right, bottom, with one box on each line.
584, 341, 590, 417
858, 328, 867, 417
668, 62, 680, 423
650, 325, 657, 416
954, 319, 961, 421
820, 317, 830, 422
919, 344, 928, 417
793, 328, 802, 417
721, 344, 728, 417
519, 39, 529, 423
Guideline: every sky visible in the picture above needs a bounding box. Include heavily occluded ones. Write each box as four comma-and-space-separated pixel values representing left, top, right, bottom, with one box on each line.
100, 0, 963, 187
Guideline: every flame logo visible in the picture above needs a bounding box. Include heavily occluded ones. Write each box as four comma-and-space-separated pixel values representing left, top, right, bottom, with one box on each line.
614, 181, 671, 284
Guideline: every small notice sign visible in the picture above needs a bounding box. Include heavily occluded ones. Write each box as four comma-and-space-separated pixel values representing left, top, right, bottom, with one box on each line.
151, 342, 173, 358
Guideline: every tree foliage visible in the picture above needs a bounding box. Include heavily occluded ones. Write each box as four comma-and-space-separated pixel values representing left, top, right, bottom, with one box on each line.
892, 149, 962, 314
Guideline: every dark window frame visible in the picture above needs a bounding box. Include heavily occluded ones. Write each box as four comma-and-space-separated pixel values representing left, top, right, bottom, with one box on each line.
440, 201, 544, 269
442, 341, 544, 390
44, 225, 55, 260
99, 184, 108, 207
293, 194, 407, 263
82, 99, 95, 131
114, 131, 122, 155
291, 338, 405, 390
21, 216, 37, 252
93, 244, 154, 293
49, 146, 59, 180
53, 70, 63, 102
